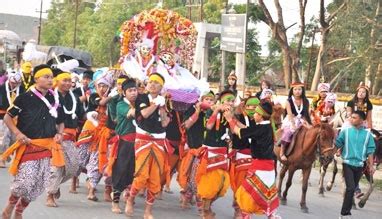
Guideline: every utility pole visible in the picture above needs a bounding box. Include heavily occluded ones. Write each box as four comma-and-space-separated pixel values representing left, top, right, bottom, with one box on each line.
37, 0, 43, 44
73, 0, 79, 48
220, 0, 230, 92
242, 0, 250, 93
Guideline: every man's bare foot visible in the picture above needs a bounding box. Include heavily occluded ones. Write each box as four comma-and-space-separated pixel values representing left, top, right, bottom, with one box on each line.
143, 213, 154, 219
46, 194, 58, 207
1, 204, 14, 219
104, 186, 112, 202
124, 199, 134, 216
87, 188, 98, 202
111, 203, 122, 214
143, 204, 154, 219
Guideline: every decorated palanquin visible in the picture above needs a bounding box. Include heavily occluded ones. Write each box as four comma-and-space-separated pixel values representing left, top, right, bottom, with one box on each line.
119, 9, 208, 111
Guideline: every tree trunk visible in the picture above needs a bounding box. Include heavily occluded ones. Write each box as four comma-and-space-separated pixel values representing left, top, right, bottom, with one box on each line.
281, 46, 292, 88
366, 0, 381, 94
257, 0, 306, 88
310, 0, 347, 91
311, 28, 328, 91
291, 52, 300, 83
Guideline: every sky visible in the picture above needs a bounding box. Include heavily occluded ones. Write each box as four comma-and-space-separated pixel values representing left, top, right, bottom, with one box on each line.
0, 0, 329, 55
0, 0, 51, 19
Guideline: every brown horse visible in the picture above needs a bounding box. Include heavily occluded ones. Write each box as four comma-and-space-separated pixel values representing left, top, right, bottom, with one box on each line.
274, 123, 336, 213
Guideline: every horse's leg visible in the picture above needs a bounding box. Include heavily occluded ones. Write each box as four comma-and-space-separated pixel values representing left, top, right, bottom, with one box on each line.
300, 167, 312, 213
281, 167, 296, 205
359, 172, 374, 208
277, 165, 288, 199
326, 159, 338, 191
318, 163, 327, 196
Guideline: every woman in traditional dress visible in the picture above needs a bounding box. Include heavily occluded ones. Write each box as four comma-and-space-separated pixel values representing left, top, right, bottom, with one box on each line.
345, 82, 373, 129
225, 72, 238, 97
279, 83, 312, 162
311, 83, 330, 125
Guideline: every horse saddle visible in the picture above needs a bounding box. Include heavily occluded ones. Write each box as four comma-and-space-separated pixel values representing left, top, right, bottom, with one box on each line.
285, 128, 305, 156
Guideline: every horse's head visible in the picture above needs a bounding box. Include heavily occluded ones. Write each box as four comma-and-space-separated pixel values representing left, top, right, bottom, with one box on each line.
315, 123, 336, 166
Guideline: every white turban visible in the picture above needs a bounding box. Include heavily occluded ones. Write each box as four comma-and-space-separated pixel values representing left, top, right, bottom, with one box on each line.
260, 88, 274, 99
8, 70, 22, 83
318, 83, 330, 92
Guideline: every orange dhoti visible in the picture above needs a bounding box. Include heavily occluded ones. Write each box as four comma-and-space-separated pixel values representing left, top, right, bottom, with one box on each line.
235, 159, 279, 217
196, 146, 230, 200
129, 132, 167, 205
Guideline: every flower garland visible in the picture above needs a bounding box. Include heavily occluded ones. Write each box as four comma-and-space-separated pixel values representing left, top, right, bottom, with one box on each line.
55, 88, 77, 119
119, 8, 197, 68
292, 96, 304, 118
31, 87, 59, 118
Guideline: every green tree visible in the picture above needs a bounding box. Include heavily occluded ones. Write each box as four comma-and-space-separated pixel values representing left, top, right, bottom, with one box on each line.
324, 0, 379, 92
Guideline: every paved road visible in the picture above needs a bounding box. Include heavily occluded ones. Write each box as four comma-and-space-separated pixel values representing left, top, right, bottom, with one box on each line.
0, 166, 381, 219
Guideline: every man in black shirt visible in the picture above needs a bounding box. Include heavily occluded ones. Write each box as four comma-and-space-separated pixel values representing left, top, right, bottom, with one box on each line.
1, 65, 65, 219
125, 72, 170, 219
160, 108, 183, 196
178, 90, 215, 210
226, 102, 280, 218
45, 69, 84, 207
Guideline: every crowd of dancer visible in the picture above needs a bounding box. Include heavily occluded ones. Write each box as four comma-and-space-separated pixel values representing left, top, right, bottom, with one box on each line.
0, 59, 377, 219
